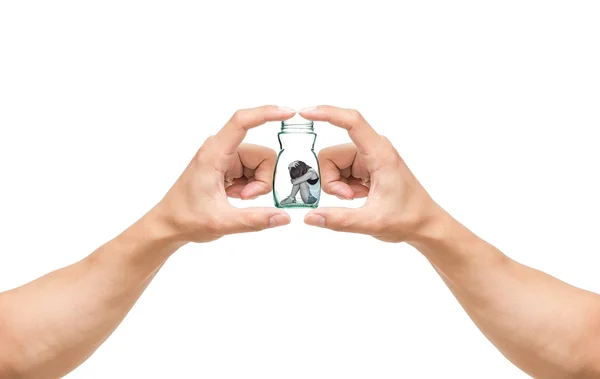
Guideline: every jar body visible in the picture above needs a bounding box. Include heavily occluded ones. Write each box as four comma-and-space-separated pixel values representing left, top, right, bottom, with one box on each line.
273, 130, 321, 208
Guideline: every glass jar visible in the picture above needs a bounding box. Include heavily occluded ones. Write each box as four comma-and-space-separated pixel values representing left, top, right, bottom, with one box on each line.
273, 119, 321, 208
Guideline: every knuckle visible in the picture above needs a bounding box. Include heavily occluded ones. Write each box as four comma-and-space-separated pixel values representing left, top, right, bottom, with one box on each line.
264, 147, 277, 162
347, 108, 363, 123
380, 135, 392, 145
194, 151, 211, 168
242, 213, 265, 231
317, 149, 330, 161
389, 148, 402, 165
195, 137, 216, 163
231, 109, 248, 126
333, 214, 352, 232
318, 146, 341, 161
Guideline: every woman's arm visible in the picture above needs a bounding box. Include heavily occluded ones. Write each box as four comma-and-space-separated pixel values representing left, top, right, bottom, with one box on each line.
291, 169, 318, 185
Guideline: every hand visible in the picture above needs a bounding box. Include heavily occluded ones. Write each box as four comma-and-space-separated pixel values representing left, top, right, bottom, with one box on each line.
299, 105, 441, 243
291, 178, 298, 185
148, 105, 295, 244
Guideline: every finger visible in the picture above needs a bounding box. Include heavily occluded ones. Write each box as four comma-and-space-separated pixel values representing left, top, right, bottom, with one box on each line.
236, 143, 277, 199
225, 177, 248, 198
347, 178, 370, 198
328, 181, 355, 200
299, 105, 380, 154
215, 106, 295, 154
304, 207, 371, 234
318, 144, 360, 199
223, 207, 291, 234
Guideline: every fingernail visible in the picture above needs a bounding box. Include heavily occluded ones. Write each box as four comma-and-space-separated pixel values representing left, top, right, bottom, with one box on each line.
305, 214, 326, 227
299, 106, 317, 113
278, 106, 296, 113
269, 214, 290, 228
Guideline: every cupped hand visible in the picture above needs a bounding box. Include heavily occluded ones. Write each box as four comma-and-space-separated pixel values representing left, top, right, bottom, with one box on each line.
150, 105, 295, 243
299, 105, 441, 243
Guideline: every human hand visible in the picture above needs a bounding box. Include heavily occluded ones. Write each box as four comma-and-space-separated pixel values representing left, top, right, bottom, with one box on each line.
148, 105, 295, 244
299, 106, 442, 243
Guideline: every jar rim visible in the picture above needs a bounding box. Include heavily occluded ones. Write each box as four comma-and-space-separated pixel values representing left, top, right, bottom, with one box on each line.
281, 120, 314, 126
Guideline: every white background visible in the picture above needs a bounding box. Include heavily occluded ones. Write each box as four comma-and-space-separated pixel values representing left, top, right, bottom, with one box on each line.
1, 1, 599, 378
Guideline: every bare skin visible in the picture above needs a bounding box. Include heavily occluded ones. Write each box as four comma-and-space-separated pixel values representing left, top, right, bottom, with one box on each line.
286, 182, 311, 203
283, 163, 319, 204
300, 105, 600, 379
2, 104, 599, 379
0, 105, 295, 379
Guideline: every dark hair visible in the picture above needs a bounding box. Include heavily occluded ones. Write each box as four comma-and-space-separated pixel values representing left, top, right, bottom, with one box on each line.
289, 161, 311, 179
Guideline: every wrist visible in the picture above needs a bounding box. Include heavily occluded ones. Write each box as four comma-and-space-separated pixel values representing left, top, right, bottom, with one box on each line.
406, 203, 507, 270
136, 205, 189, 249
403, 201, 450, 245
404, 203, 482, 266
116, 206, 187, 263
88, 208, 186, 274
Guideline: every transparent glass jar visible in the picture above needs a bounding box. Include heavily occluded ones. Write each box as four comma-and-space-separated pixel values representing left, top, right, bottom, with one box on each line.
273, 119, 321, 208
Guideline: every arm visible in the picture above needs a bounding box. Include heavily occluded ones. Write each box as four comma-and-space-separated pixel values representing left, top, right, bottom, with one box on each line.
300, 105, 600, 379
0, 105, 294, 379
410, 210, 600, 378
291, 169, 318, 185
0, 212, 182, 379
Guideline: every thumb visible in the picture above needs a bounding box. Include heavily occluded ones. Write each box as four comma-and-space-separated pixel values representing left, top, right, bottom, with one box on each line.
223, 207, 291, 234
304, 207, 369, 233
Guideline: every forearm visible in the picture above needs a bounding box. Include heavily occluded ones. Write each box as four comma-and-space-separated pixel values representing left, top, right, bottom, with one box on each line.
0, 105, 290, 378
409, 209, 600, 378
0, 208, 184, 379
292, 172, 313, 185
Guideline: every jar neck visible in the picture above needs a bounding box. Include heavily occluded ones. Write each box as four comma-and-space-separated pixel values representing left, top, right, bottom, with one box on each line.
278, 129, 316, 150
